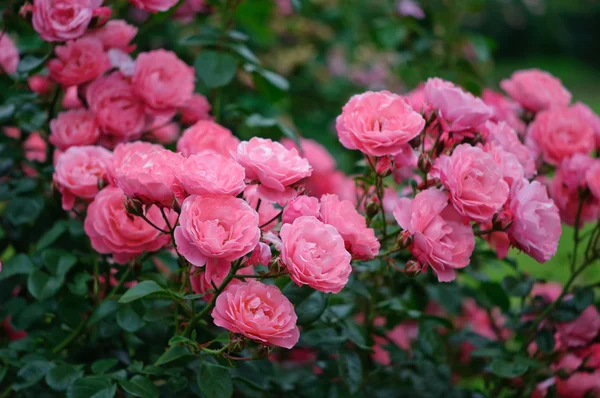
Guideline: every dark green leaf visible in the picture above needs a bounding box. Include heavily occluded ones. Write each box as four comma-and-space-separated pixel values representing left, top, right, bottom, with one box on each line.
117, 304, 146, 332
0, 366, 6, 385
296, 290, 328, 325
550, 301, 580, 323
489, 359, 528, 378
119, 281, 164, 303
68, 272, 93, 296
42, 249, 77, 276
535, 329, 555, 354
6, 197, 44, 225
67, 376, 113, 398
37, 222, 68, 250
17, 55, 47, 74
229, 43, 260, 64
90, 384, 116, 398
92, 359, 119, 375
27, 270, 65, 301
198, 362, 233, 398
194, 50, 237, 88
46, 364, 83, 391
337, 351, 362, 394
573, 287, 594, 312
120, 375, 159, 398
0, 104, 15, 123
0, 254, 34, 280
14, 360, 55, 391
257, 69, 289, 91
481, 282, 510, 312
89, 300, 119, 325
501, 275, 534, 297
155, 346, 192, 366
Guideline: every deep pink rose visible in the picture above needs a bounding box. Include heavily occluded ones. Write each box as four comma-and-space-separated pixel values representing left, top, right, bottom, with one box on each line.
500, 69, 571, 112
319, 194, 380, 260
177, 120, 239, 158
433, 144, 509, 222
236, 137, 312, 203
130, 0, 177, 12
572, 101, 600, 147
132, 50, 194, 114
62, 85, 82, 109
556, 372, 600, 398
282, 138, 336, 173
149, 122, 179, 144
528, 107, 595, 165
212, 280, 300, 349
282, 196, 320, 225
557, 306, 600, 348
86, 72, 146, 140
424, 78, 492, 132
336, 91, 425, 156
23, 132, 48, 163
0, 34, 19, 74
114, 147, 181, 207
48, 37, 109, 86
31, 0, 104, 42
53, 145, 112, 210
173, 153, 246, 201
481, 89, 526, 135
28, 75, 54, 95
86, 19, 137, 51
174, 195, 260, 267
393, 188, 475, 282
484, 121, 536, 178
280, 216, 352, 293
49, 109, 100, 150
179, 94, 212, 124
587, 161, 600, 201
507, 180, 561, 263
84, 187, 174, 263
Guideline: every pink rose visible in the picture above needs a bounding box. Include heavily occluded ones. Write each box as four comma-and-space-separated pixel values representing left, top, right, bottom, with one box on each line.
319, 194, 380, 260
28, 75, 54, 95
149, 122, 179, 144
174, 195, 260, 267
49, 109, 100, 150
53, 145, 113, 210
246, 242, 272, 267
84, 187, 174, 263
282, 138, 336, 173
179, 94, 212, 125
280, 216, 352, 293
305, 171, 357, 203
174, 0, 210, 22
557, 306, 600, 348
424, 78, 492, 132
336, 91, 425, 156
282, 196, 320, 225
173, 153, 246, 201
405, 85, 426, 113
177, 120, 239, 158
556, 372, 600, 398
132, 50, 194, 114
189, 260, 253, 302
31, 0, 104, 42
86, 19, 137, 51
0, 34, 19, 74
86, 72, 146, 140
243, 185, 281, 231
484, 121, 536, 178
130, 0, 177, 12
507, 180, 561, 263
211, 280, 300, 349
397, 0, 424, 19
112, 141, 162, 171
500, 69, 571, 112
62, 85, 82, 109
23, 132, 47, 163
114, 147, 181, 207
530, 282, 563, 302
528, 107, 595, 165
481, 89, 526, 134
236, 137, 312, 203
393, 188, 475, 282
48, 37, 109, 86
587, 161, 600, 201
572, 101, 600, 147
433, 144, 509, 222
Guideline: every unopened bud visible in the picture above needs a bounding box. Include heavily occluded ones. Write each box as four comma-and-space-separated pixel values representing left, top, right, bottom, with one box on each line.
409, 134, 422, 149
172, 197, 182, 214
269, 257, 283, 274
376, 156, 393, 176
229, 333, 246, 353
97, 178, 106, 191
492, 209, 513, 231
366, 201, 380, 219
417, 154, 432, 174
404, 259, 422, 277
124, 197, 143, 217
255, 344, 274, 359
397, 231, 413, 249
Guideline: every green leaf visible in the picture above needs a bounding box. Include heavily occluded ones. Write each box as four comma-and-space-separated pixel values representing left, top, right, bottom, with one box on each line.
337, 351, 362, 394
17, 55, 48, 75
489, 359, 528, 378
37, 222, 68, 250
0, 366, 6, 385
68, 272, 93, 296
481, 282, 510, 312
256, 69, 289, 91
535, 329, 555, 354
501, 275, 533, 297
194, 50, 238, 88
92, 359, 119, 375
0, 104, 16, 124
42, 249, 77, 276
14, 360, 55, 391
168, 335, 194, 345
295, 290, 328, 325
573, 287, 594, 312
46, 364, 83, 391
117, 304, 146, 332
228, 43, 260, 64
67, 376, 113, 398
27, 270, 65, 301
90, 384, 117, 398
0, 254, 34, 280
155, 345, 192, 366
6, 197, 44, 225
88, 300, 119, 325
120, 375, 159, 398
198, 362, 233, 398
119, 281, 164, 303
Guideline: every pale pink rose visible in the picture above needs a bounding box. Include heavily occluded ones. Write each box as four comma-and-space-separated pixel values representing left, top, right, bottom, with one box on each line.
433, 144, 509, 222
112, 140, 162, 173
587, 161, 600, 201
0, 34, 19, 74
481, 89, 526, 134
556, 372, 600, 398
177, 120, 239, 158
236, 137, 312, 203
484, 121, 535, 178
62, 85, 82, 109
86, 72, 146, 140
507, 180, 561, 262
173, 153, 245, 201
424, 78, 492, 132
405, 85, 426, 113
84, 186, 174, 263
48, 37, 109, 86
556, 306, 600, 348
282, 196, 320, 225
23, 132, 48, 163
86, 19, 137, 51
500, 69, 572, 112
393, 188, 475, 282
114, 147, 181, 207
243, 185, 281, 231
211, 280, 300, 349
107, 48, 135, 76
282, 138, 336, 173
305, 171, 357, 204
132, 50, 194, 114
319, 194, 380, 260
336, 91, 425, 156
528, 107, 595, 165
53, 145, 112, 210
28, 75, 54, 95
555, 154, 596, 192
397, 0, 424, 18
280, 216, 352, 293
572, 101, 600, 147
484, 143, 525, 188
31, 0, 104, 42
130, 0, 177, 12
179, 94, 212, 124
174, 194, 260, 267
246, 242, 272, 267
49, 109, 100, 150
149, 122, 179, 144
